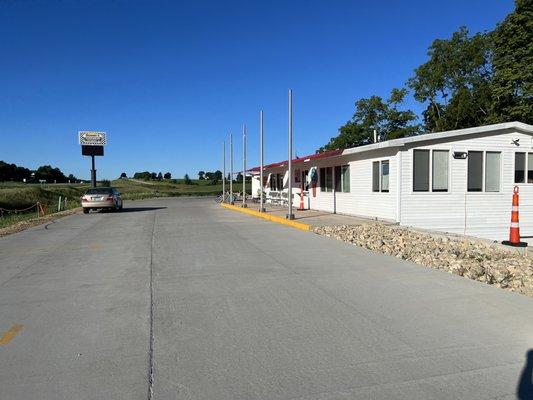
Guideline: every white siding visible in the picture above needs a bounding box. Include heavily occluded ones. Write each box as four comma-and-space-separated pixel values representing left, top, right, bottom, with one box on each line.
336, 149, 397, 221
303, 150, 398, 221
399, 130, 533, 241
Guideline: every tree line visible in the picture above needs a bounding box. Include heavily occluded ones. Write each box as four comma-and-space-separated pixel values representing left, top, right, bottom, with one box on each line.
0, 160, 78, 183
319, 0, 532, 151
130, 171, 172, 180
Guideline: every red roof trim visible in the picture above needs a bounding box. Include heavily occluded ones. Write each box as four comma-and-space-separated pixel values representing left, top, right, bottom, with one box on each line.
248, 149, 343, 172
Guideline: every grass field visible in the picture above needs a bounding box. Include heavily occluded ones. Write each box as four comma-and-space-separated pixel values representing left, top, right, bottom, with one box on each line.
0, 179, 247, 229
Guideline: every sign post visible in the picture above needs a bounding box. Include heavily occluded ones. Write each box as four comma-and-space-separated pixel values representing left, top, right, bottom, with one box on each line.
79, 131, 106, 188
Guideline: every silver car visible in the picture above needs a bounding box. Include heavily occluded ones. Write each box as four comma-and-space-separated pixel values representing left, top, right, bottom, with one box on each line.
81, 187, 123, 213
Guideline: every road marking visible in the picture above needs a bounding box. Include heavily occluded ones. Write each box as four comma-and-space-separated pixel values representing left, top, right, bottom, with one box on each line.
0, 324, 23, 345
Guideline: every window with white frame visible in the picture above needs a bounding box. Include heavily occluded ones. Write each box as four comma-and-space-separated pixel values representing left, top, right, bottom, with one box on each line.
334, 165, 350, 193
515, 152, 533, 184
467, 151, 501, 192
372, 160, 389, 192
413, 149, 449, 192
319, 167, 333, 192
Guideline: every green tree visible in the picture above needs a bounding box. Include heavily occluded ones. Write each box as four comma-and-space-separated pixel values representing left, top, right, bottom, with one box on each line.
157, 172, 163, 180
184, 174, 192, 185
488, 0, 533, 124
408, 27, 493, 132
133, 171, 151, 180
164, 172, 171, 179
0, 161, 32, 182
319, 88, 419, 152
198, 171, 205, 180
35, 165, 68, 183
119, 172, 127, 179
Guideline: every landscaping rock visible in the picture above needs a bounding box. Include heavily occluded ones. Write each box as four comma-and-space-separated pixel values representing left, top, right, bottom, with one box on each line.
313, 224, 533, 297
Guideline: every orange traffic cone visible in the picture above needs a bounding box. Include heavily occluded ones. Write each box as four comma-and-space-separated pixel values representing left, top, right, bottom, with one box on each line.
502, 186, 527, 247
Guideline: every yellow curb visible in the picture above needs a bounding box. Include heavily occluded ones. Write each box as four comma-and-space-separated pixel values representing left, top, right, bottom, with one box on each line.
220, 203, 311, 232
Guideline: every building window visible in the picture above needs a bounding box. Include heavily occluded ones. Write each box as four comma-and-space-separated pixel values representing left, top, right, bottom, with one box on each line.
413, 150, 430, 192
373, 160, 389, 193
372, 162, 380, 192
468, 151, 501, 192
515, 152, 526, 183
529, 153, 533, 183
381, 161, 389, 192
468, 151, 483, 192
342, 165, 350, 193
515, 152, 533, 184
334, 165, 350, 193
485, 152, 501, 192
320, 167, 333, 192
432, 150, 449, 191
294, 169, 301, 183
413, 149, 449, 192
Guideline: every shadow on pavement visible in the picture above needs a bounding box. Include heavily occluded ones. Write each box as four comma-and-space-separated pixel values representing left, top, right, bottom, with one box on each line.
120, 207, 167, 213
517, 349, 533, 399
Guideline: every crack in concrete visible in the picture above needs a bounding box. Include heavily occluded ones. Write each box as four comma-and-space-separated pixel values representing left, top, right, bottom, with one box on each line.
148, 210, 157, 400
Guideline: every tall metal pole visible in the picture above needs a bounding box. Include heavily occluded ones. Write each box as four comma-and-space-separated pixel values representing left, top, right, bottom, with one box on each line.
242, 124, 247, 208
259, 110, 265, 212
90, 155, 96, 188
222, 141, 226, 202
230, 133, 234, 204
287, 89, 294, 219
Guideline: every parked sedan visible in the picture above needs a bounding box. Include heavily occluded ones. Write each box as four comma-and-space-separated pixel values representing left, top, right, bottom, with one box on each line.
81, 187, 123, 213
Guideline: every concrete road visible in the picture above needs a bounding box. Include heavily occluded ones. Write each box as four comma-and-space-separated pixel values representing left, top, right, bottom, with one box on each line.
0, 198, 532, 399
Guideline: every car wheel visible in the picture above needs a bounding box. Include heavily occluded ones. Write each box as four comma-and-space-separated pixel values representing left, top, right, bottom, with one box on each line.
83, 208, 89, 214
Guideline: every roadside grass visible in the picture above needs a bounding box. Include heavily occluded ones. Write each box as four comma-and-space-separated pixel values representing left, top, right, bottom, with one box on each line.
0, 179, 248, 228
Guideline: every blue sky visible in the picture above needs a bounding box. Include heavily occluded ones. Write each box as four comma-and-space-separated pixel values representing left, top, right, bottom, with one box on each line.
0, 0, 514, 179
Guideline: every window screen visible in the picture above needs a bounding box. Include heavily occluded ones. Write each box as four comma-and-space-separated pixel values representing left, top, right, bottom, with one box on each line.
381, 161, 389, 192
372, 161, 380, 192
527, 153, 533, 183
432, 150, 448, 191
485, 152, 501, 192
468, 151, 483, 191
342, 165, 350, 193
413, 150, 429, 191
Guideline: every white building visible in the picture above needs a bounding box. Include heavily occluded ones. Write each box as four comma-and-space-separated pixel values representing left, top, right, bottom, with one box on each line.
250, 122, 533, 242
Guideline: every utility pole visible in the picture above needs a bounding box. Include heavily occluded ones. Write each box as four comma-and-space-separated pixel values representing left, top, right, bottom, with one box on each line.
259, 110, 265, 212
287, 89, 295, 220
230, 133, 234, 204
242, 124, 247, 208
222, 141, 226, 202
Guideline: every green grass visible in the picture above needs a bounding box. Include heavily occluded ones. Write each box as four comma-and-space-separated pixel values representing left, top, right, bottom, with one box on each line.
0, 179, 249, 228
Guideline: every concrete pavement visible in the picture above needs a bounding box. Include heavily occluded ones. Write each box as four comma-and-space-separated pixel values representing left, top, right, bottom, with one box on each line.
0, 197, 532, 399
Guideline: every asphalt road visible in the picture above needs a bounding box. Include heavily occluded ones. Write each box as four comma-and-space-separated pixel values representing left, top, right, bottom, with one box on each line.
0, 197, 532, 399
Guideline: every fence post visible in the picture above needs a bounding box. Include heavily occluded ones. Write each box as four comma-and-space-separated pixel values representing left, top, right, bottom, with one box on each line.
58, 196, 62, 212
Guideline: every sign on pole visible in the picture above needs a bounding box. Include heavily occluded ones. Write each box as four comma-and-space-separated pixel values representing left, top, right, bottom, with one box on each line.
79, 131, 107, 146
78, 131, 107, 188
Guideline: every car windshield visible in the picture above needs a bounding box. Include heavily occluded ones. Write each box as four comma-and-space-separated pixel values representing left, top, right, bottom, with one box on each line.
85, 188, 113, 195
